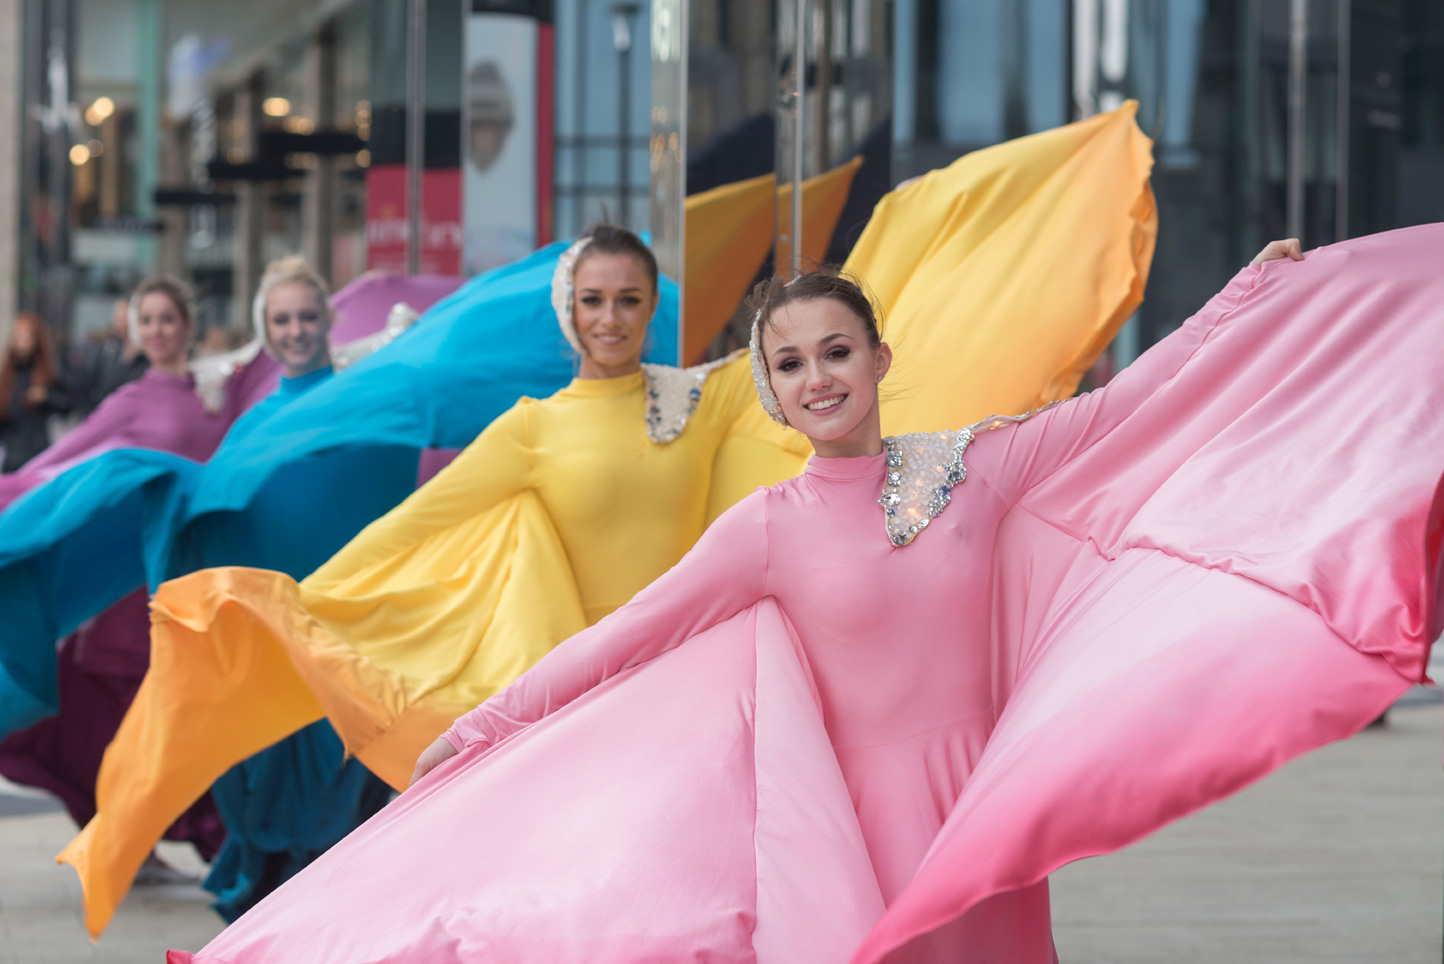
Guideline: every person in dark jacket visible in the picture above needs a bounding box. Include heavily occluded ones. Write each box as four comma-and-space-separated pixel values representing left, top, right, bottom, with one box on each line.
0, 313, 69, 472
78, 299, 148, 413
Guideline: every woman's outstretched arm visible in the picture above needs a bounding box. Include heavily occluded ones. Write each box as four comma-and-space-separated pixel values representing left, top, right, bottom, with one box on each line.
412, 490, 772, 785
969, 240, 1305, 503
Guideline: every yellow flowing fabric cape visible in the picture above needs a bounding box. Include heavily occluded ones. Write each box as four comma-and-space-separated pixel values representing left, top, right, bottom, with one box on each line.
62, 103, 1154, 938
683, 156, 863, 363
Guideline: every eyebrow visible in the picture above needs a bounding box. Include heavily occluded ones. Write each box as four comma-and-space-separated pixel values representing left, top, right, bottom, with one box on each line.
578, 287, 643, 294
770, 331, 853, 355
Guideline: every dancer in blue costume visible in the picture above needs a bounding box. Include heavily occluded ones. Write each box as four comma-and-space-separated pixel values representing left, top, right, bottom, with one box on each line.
192, 256, 403, 921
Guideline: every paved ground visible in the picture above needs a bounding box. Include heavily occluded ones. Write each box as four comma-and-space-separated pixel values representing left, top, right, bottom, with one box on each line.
1051, 698, 1444, 962
0, 783, 221, 964
1, 700, 1439, 962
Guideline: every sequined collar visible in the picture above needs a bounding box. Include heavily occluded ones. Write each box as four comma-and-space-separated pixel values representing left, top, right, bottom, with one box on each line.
560, 349, 745, 444
639, 349, 745, 444
877, 402, 1060, 547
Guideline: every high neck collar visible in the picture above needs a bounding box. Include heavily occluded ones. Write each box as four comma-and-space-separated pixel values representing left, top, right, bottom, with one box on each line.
804, 451, 885, 481
278, 365, 334, 396
143, 368, 195, 388
560, 370, 645, 398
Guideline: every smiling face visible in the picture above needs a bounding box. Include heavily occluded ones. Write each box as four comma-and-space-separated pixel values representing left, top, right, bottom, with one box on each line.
762, 296, 891, 458
265, 281, 332, 377
135, 291, 193, 371
572, 252, 658, 379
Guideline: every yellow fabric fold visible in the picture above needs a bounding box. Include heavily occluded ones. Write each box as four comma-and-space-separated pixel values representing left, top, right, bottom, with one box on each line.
63, 103, 1154, 939
683, 157, 864, 364
847, 102, 1156, 433
777, 155, 864, 274
683, 172, 775, 364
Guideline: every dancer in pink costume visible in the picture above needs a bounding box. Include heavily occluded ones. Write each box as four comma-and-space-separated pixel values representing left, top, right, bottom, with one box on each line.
172, 227, 1442, 964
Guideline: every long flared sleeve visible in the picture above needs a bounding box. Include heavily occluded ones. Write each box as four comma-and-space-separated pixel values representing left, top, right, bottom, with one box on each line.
305, 401, 535, 590
848, 227, 1444, 964
444, 489, 772, 751
966, 263, 1259, 505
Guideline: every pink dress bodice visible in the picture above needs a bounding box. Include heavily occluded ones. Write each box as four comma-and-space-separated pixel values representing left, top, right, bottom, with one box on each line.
763, 455, 998, 751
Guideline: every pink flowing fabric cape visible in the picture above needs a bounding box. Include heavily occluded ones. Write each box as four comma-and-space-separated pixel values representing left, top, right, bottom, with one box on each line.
172, 225, 1442, 964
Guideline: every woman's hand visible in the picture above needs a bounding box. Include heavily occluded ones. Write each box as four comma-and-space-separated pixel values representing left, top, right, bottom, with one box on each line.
409, 736, 460, 788
1251, 238, 1304, 266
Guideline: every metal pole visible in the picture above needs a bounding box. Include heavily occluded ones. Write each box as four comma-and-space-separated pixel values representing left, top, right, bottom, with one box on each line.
791, 0, 805, 277
612, 5, 636, 227
619, 46, 629, 227
574, 0, 589, 231
1335, 0, 1350, 242
406, 0, 427, 275
1286, 0, 1306, 242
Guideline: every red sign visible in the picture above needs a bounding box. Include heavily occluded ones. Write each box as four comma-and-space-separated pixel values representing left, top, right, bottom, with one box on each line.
366, 164, 464, 276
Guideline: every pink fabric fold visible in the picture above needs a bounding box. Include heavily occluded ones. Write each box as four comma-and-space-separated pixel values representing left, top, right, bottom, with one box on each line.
172, 601, 886, 964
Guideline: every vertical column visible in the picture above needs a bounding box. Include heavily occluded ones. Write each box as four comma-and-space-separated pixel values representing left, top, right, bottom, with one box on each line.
649, 0, 685, 360
156, 119, 187, 277
405, 0, 426, 275
134, 0, 160, 268
892, 0, 916, 173
1334, 0, 1350, 242
1286, 0, 1307, 241
42, 0, 75, 334
232, 75, 265, 327
0, 0, 22, 342
304, 23, 337, 281
774, 0, 806, 279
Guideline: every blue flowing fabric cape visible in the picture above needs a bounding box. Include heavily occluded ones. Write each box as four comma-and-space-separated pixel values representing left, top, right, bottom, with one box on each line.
0, 240, 680, 737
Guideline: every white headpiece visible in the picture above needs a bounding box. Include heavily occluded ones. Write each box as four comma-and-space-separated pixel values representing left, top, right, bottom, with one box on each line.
748, 309, 786, 424
550, 236, 593, 353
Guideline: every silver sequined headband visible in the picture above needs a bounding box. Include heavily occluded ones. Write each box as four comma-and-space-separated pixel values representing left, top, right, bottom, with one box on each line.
550, 236, 593, 353
748, 309, 786, 424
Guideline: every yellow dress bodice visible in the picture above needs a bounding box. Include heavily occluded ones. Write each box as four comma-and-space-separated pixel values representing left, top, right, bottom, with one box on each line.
309, 357, 806, 626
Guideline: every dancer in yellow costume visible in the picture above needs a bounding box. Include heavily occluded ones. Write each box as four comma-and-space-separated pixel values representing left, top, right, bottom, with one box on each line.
64, 103, 1155, 938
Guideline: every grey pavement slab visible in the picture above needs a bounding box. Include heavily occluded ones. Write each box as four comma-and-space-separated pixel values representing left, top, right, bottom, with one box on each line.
1051, 702, 1444, 962
0, 776, 222, 964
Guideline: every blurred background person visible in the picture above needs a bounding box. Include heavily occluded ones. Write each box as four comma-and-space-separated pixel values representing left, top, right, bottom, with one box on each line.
0, 276, 231, 882
75, 299, 148, 415
0, 312, 69, 472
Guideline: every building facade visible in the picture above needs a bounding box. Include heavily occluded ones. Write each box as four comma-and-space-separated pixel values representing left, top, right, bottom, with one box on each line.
2, 0, 1440, 361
